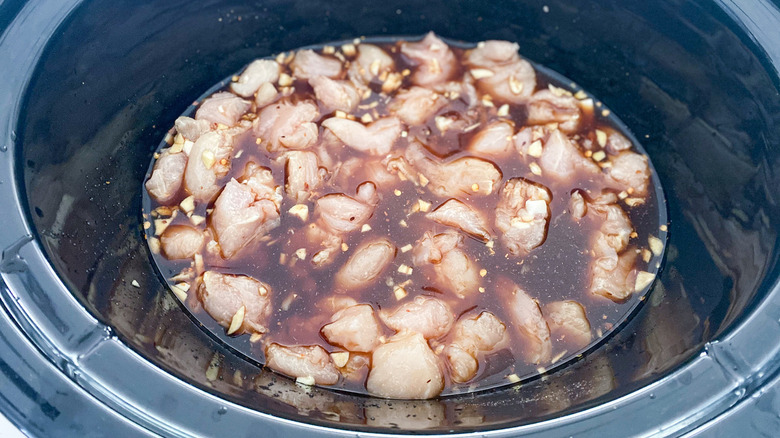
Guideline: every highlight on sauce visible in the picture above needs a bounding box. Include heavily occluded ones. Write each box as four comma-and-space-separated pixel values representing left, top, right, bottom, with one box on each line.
142, 32, 666, 399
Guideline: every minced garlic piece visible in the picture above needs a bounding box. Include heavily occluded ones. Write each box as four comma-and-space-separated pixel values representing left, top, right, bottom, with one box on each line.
400, 244, 413, 253
506, 373, 521, 383
470, 68, 494, 79
592, 150, 606, 162
201, 149, 216, 169
635, 271, 655, 292
361, 224, 372, 232
331, 351, 349, 368
497, 104, 510, 117
341, 243, 349, 252
341, 43, 356, 56
226, 305, 246, 335
509, 75, 524, 94
170, 284, 188, 301
296, 376, 316, 386
642, 249, 652, 263
295, 248, 307, 260
393, 285, 408, 300
361, 113, 373, 123
479, 269, 487, 277
288, 204, 309, 222
648, 235, 664, 256
595, 129, 608, 147
529, 162, 542, 175
278, 72, 293, 87
398, 264, 413, 275
528, 140, 543, 158
625, 197, 645, 207
179, 196, 195, 214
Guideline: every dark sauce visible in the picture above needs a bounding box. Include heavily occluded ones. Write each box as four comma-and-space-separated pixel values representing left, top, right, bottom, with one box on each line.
142, 36, 668, 397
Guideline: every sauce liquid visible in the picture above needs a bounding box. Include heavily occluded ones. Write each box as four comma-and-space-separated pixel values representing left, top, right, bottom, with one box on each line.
143, 36, 667, 396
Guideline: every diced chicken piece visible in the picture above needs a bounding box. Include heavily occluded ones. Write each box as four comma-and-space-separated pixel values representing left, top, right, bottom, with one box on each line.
284, 151, 326, 203
526, 89, 582, 133
518, 129, 600, 181
587, 202, 636, 301
606, 131, 633, 154
211, 166, 282, 258
400, 32, 457, 86
265, 343, 339, 385
494, 178, 552, 255
380, 296, 455, 339
331, 156, 397, 191
175, 116, 212, 141
426, 199, 492, 242
146, 150, 187, 203
197, 271, 272, 334
230, 59, 281, 97
387, 86, 447, 126
431, 77, 480, 108
446, 312, 507, 383
348, 44, 395, 86
195, 92, 251, 126
544, 301, 592, 349
465, 40, 535, 103
335, 237, 395, 290
607, 151, 650, 197
254, 82, 278, 107
291, 49, 343, 79
469, 121, 514, 156
569, 190, 588, 220
321, 304, 383, 352
413, 231, 481, 298
184, 131, 233, 201
321, 116, 401, 156
591, 250, 638, 302
405, 141, 502, 197
338, 353, 370, 382
305, 222, 344, 268
366, 332, 444, 399
504, 283, 552, 364
412, 230, 462, 266
254, 100, 320, 152
160, 225, 205, 260
315, 181, 379, 234
309, 76, 360, 113
317, 295, 358, 314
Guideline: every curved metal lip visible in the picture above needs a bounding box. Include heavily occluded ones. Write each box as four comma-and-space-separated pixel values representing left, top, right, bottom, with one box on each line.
140, 37, 671, 399
0, 0, 779, 436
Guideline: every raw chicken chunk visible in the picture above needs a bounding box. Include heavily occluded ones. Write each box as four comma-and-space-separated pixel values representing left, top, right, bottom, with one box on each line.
607, 151, 650, 197
606, 131, 633, 154
321, 304, 382, 352
544, 301, 592, 349
516, 128, 600, 181
291, 49, 343, 79
405, 141, 502, 197
195, 92, 251, 126
400, 32, 457, 86
321, 116, 402, 156
426, 198, 492, 242
211, 165, 282, 258
198, 271, 272, 334
309, 76, 360, 113
366, 332, 444, 399
469, 121, 514, 156
446, 311, 507, 383
504, 283, 552, 364
494, 178, 552, 254
265, 343, 340, 385
380, 295, 455, 339
348, 44, 394, 85
569, 190, 588, 220
587, 202, 636, 301
335, 237, 396, 290
284, 151, 326, 203
254, 100, 320, 152
146, 150, 187, 203
413, 231, 481, 298
230, 59, 281, 97
387, 86, 447, 126
526, 89, 582, 133
160, 225, 205, 260
315, 182, 379, 234
465, 40, 536, 103
174, 116, 212, 141
184, 131, 233, 202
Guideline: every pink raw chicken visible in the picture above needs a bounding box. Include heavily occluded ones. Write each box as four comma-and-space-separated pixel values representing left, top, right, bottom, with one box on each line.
321, 304, 383, 352
400, 32, 457, 86
198, 271, 272, 335
265, 343, 340, 385
380, 295, 455, 339
446, 311, 507, 383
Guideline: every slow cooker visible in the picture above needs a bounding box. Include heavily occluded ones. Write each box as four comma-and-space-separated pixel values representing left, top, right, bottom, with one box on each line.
1, 0, 779, 436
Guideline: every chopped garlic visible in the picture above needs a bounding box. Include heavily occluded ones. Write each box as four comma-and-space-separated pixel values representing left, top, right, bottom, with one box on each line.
331, 351, 349, 368
595, 129, 608, 147
341, 242, 349, 252
417, 199, 432, 212
529, 162, 542, 175
190, 215, 205, 226
295, 248, 307, 260
635, 271, 656, 292
226, 305, 246, 335
397, 264, 413, 275
278, 72, 293, 87
393, 285, 408, 300
506, 373, 521, 383
201, 149, 216, 169
296, 376, 316, 386
574, 90, 588, 100
288, 204, 309, 222
470, 68, 494, 79
509, 75, 524, 94
400, 244, 413, 253
361, 113, 373, 123
479, 269, 487, 277
361, 224, 372, 232
528, 140, 543, 157
341, 43, 356, 56
648, 235, 664, 256
592, 150, 606, 162
497, 104, 510, 117
179, 196, 195, 214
